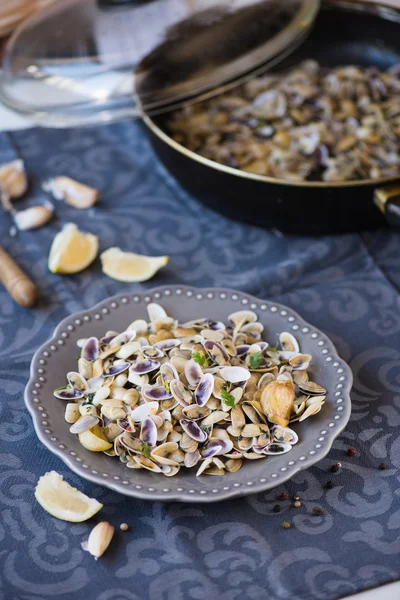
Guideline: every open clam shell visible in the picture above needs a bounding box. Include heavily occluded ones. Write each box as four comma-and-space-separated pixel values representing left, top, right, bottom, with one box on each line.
194, 373, 214, 407
81, 337, 99, 362
180, 419, 208, 443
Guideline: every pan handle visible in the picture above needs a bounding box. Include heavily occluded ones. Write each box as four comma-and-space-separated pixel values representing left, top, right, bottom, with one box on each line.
374, 184, 400, 227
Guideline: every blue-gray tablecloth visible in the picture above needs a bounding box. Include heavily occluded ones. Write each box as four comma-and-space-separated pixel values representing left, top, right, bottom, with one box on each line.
1, 122, 399, 600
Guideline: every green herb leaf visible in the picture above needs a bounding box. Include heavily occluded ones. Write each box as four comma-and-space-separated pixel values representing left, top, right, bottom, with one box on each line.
164, 380, 171, 394
53, 385, 66, 392
266, 342, 279, 353
140, 442, 150, 458
192, 351, 206, 368
249, 351, 263, 369
75, 355, 81, 361
221, 388, 236, 408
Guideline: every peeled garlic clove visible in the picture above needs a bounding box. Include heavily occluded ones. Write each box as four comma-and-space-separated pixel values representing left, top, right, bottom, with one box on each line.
43, 176, 99, 209
85, 521, 114, 559
14, 203, 53, 231
260, 380, 295, 427
0, 159, 27, 199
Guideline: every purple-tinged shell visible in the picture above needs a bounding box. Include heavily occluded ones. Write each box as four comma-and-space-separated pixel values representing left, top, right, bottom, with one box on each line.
100, 334, 117, 345
236, 344, 250, 357
184, 450, 201, 468
53, 388, 84, 400
141, 346, 164, 359
271, 425, 299, 445
184, 359, 203, 387
262, 443, 292, 456
111, 330, 137, 346
130, 359, 160, 375
207, 319, 225, 331
81, 337, 99, 362
194, 373, 214, 407
154, 339, 181, 351
103, 362, 130, 377
117, 418, 134, 432
143, 385, 172, 401
160, 362, 179, 384
69, 415, 99, 434
201, 438, 234, 458
257, 341, 268, 352
180, 419, 208, 443
140, 417, 157, 447
203, 340, 230, 362
170, 379, 192, 407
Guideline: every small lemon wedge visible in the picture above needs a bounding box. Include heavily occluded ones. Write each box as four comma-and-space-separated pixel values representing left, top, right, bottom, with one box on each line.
48, 222, 98, 274
100, 247, 169, 282
35, 471, 103, 522
78, 425, 113, 452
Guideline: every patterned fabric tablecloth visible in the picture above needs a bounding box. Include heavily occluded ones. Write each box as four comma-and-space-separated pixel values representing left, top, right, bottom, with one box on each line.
0, 122, 399, 600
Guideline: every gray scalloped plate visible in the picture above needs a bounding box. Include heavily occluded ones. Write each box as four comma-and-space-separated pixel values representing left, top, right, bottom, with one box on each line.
25, 286, 352, 503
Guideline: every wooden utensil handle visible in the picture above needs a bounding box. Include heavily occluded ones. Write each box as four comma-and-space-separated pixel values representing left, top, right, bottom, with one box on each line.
0, 245, 38, 307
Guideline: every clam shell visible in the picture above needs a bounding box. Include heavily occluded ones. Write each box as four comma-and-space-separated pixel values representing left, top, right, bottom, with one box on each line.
201, 411, 228, 427
115, 342, 141, 359
184, 450, 201, 468
81, 337, 99, 362
262, 442, 292, 455
69, 415, 99, 434
196, 458, 213, 476
67, 371, 88, 392
279, 332, 300, 353
103, 362, 130, 377
161, 465, 180, 477
201, 438, 233, 458
129, 359, 160, 375
170, 379, 192, 407
220, 366, 250, 383
203, 340, 229, 365
182, 404, 211, 420
289, 353, 312, 371
130, 401, 159, 422
154, 339, 181, 351
147, 303, 167, 322
142, 384, 172, 402
133, 455, 162, 472
298, 381, 327, 395
151, 442, 179, 465
271, 425, 298, 445
228, 310, 257, 325
53, 388, 84, 400
127, 319, 148, 334
78, 358, 92, 380
184, 359, 203, 387
160, 362, 179, 384
225, 458, 243, 472
180, 419, 208, 443
140, 417, 157, 446
194, 373, 214, 407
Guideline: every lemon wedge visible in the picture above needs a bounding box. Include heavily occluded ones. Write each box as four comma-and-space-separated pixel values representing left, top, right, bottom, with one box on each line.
100, 247, 169, 282
35, 471, 103, 522
48, 222, 98, 274
78, 425, 113, 452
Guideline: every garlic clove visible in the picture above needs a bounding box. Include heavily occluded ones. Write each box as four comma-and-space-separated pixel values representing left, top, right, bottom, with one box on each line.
0, 159, 28, 199
14, 203, 54, 231
43, 176, 98, 209
85, 521, 115, 559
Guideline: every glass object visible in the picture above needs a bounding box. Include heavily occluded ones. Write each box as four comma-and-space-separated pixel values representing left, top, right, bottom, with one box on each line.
0, 0, 319, 127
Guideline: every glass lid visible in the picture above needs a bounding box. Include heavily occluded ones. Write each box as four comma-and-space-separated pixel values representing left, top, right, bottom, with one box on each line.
0, 0, 320, 127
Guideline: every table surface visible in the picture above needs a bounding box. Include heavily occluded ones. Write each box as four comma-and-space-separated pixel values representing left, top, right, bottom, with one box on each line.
0, 120, 399, 600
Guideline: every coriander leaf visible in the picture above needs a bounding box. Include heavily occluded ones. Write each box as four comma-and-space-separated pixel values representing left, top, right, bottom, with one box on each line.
140, 442, 150, 458
266, 342, 279, 353
192, 351, 206, 368
221, 388, 236, 408
249, 351, 263, 369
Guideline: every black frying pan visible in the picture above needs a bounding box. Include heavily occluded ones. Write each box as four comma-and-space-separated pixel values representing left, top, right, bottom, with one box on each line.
141, 0, 400, 234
